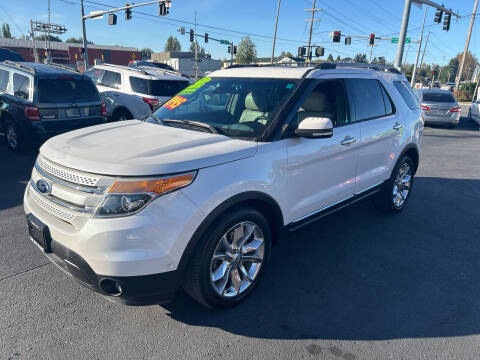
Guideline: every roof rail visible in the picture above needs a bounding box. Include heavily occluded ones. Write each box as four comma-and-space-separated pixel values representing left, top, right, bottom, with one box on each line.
137, 66, 182, 78
99, 62, 148, 75
48, 63, 79, 73
2, 61, 36, 74
315, 62, 402, 74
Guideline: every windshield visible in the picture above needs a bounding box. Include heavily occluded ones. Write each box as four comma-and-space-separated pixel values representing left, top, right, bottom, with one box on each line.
149, 77, 299, 139
130, 77, 189, 96
37, 77, 100, 103
423, 92, 456, 103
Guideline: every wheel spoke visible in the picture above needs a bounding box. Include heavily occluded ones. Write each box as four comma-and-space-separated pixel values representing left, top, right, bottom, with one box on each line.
241, 254, 263, 263
230, 268, 242, 294
238, 223, 255, 248
221, 234, 232, 252
211, 261, 230, 282
241, 238, 263, 254
216, 266, 232, 295
232, 224, 244, 248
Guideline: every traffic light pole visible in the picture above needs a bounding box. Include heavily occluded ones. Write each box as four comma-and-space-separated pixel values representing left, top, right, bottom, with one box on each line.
81, 0, 89, 68
411, 6, 427, 86
455, 0, 479, 91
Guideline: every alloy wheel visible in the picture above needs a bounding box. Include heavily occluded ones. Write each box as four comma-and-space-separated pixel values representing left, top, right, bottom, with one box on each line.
210, 221, 265, 298
6, 125, 18, 149
393, 162, 412, 208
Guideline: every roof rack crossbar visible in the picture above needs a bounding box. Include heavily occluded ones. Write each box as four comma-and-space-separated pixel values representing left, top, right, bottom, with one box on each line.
47, 63, 79, 73
99, 62, 148, 75
2, 61, 36, 74
315, 62, 401, 74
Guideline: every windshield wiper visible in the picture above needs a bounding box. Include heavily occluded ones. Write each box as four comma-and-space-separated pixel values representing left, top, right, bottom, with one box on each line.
163, 119, 218, 134
146, 114, 164, 124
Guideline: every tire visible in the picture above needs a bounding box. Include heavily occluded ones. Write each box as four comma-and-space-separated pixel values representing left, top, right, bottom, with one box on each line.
4, 120, 23, 153
111, 108, 133, 122
374, 155, 415, 214
468, 109, 472, 122
183, 206, 272, 309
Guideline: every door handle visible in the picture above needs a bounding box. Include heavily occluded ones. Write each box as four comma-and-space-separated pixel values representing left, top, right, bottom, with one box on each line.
340, 136, 356, 146
393, 122, 403, 130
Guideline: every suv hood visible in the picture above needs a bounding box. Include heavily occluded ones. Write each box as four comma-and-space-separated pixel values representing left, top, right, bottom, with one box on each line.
40, 120, 258, 176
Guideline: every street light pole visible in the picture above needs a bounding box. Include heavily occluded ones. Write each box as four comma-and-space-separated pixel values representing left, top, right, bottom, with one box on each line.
411, 6, 427, 86
395, 0, 412, 69
80, 0, 89, 68
306, 0, 317, 63
271, 0, 281, 64
455, 0, 479, 91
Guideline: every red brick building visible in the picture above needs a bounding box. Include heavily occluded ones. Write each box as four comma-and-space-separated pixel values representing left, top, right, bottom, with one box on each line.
0, 38, 141, 66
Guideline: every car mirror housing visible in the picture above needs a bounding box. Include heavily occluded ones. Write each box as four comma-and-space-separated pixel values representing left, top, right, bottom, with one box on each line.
295, 117, 333, 139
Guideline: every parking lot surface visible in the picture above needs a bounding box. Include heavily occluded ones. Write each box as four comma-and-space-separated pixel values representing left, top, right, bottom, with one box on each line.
1, 106, 479, 360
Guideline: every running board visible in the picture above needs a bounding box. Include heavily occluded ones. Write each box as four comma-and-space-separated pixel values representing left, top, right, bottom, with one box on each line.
287, 184, 383, 232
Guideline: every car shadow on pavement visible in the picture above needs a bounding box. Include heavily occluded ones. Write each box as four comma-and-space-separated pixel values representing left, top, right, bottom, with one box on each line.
0, 133, 37, 211
163, 176, 480, 341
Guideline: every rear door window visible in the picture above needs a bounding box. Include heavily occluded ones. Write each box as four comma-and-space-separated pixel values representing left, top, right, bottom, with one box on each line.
13, 73, 30, 100
345, 78, 388, 121
0, 69, 9, 91
100, 70, 121, 89
130, 77, 188, 96
422, 92, 456, 103
393, 81, 420, 109
37, 77, 100, 103
84, 68, 105, 84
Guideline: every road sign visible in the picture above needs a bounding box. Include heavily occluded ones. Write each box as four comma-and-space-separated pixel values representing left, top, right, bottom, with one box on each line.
391, 37, 411, 43
219, 40, 230, 45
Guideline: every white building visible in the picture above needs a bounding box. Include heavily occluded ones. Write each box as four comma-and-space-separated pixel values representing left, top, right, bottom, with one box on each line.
151, 51, 222, 77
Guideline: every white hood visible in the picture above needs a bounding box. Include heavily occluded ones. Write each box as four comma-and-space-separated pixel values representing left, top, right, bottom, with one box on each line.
40, 120, 258, 176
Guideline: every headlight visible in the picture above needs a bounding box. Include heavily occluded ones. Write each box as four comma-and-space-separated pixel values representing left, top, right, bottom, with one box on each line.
94, 172, 196, 218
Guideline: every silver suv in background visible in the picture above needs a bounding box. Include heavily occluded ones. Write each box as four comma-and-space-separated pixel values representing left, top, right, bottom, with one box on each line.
416, 88, 461, 127
84, 64, 190, 121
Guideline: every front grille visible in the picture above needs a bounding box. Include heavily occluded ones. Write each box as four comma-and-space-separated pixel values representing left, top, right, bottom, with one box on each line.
37, 156, 99, 187
30, 186, 77, 223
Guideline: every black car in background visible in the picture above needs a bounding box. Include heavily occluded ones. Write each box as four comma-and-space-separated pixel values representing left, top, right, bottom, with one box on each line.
0, 61, 106, 152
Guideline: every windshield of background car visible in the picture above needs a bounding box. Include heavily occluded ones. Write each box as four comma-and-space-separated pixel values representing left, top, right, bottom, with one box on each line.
130, 77, 189, 96
422, 92, 456, 103
37, 77, 100, 103
150, 77, 299, 139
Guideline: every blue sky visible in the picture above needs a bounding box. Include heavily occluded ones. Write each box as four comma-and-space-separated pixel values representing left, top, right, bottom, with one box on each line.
0, 0, 478, 65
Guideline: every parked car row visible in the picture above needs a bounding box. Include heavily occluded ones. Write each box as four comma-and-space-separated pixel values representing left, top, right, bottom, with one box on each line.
0, 61, 190, 151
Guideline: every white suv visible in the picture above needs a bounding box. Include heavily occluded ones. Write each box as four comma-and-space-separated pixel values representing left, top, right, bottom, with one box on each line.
84, 63, 189, 121
24, 63, 423, 309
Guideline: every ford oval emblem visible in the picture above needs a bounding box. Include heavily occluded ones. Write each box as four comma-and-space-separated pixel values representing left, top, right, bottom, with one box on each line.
36, 179, 51, 195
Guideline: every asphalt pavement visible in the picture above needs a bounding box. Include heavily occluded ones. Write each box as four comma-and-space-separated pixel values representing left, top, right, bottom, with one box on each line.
1, 106, 479, 360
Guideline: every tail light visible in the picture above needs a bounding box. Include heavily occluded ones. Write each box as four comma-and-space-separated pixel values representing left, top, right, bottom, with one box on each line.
142, 97, 159, 111
101, 102, 107, 117
24, 106, 40, 121
449, 106, 461, 113
420, 104, 430, 111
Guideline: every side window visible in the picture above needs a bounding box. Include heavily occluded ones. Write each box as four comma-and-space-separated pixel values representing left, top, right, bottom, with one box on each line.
297, 79, 349, 128
345, 79, 388, 122
84, 68, 105, 84
100, 71, 121, 89
0, 69, 9, 91
393, 81, 420, 110
380, 84, 394, 115
13, 73, 30, 100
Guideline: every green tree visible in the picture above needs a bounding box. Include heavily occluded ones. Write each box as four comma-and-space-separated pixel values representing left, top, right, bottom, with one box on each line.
336, 55, 341, 62
35, 34, 62, 42
141, 47, 153, 59
164, 36, 181, 51
280, 51, 294, 58
327, 53, 334, 62
189, 41, 205, 56
354, 53, 368, 63
1, 24, 13, 39
377, 56, 386, 65
236, 36, 257, 64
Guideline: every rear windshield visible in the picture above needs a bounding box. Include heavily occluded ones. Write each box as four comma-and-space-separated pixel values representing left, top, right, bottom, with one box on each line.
130, 77, 188, 96
422, 92, 456, 103
37, 77, 100, 103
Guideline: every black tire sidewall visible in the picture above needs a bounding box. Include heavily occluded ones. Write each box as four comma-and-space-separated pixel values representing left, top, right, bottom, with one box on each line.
193, 207, 272, 309
113, 109, 132, 122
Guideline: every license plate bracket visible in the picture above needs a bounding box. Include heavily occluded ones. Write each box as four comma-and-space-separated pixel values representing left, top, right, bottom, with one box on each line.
27, 214, 52, 253
66, 108, 81, 117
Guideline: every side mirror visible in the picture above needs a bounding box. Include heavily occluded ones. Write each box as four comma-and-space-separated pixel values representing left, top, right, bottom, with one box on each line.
295, 117, 333, 139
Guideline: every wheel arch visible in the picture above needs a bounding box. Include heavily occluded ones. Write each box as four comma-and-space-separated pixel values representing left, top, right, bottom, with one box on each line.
401, 144, 419, 174
111, 106, 132, 120
177, 191, 284, 276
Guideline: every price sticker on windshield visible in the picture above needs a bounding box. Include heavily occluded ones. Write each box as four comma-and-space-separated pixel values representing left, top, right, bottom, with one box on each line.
163, 95, 188, 110
179, 77, 211, 96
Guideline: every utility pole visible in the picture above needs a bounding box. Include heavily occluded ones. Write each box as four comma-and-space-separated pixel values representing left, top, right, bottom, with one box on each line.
418, 31, 431, 75
194, 11, 198, 79
47, 0, 51, 63
369, 45, 374, 63
305, 0, 321, 62
30, 20, 39, 63
395, 0, 412, 68
271, 0, 281, 64
80, 0, 89, 68
411, 6, 428, 86
455, 0, 479, 90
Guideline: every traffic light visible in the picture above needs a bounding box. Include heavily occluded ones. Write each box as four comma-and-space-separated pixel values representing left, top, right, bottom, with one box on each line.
369, 33, 375, 45
332, 31, 341, 43
443, 10, 451, 31
79, 47, 85, 54
228, 45, 231, 54
204, 33, 208, 43
315, 47, 324, 57
108, 13, 117, 25
345, 36, 351, 45
298, 46, 306, 57
434, 9, 443, 23
233, 46, 237, 55
125, 3, 132, 20
189, 29, 194, 42
159, 2, 169, 16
